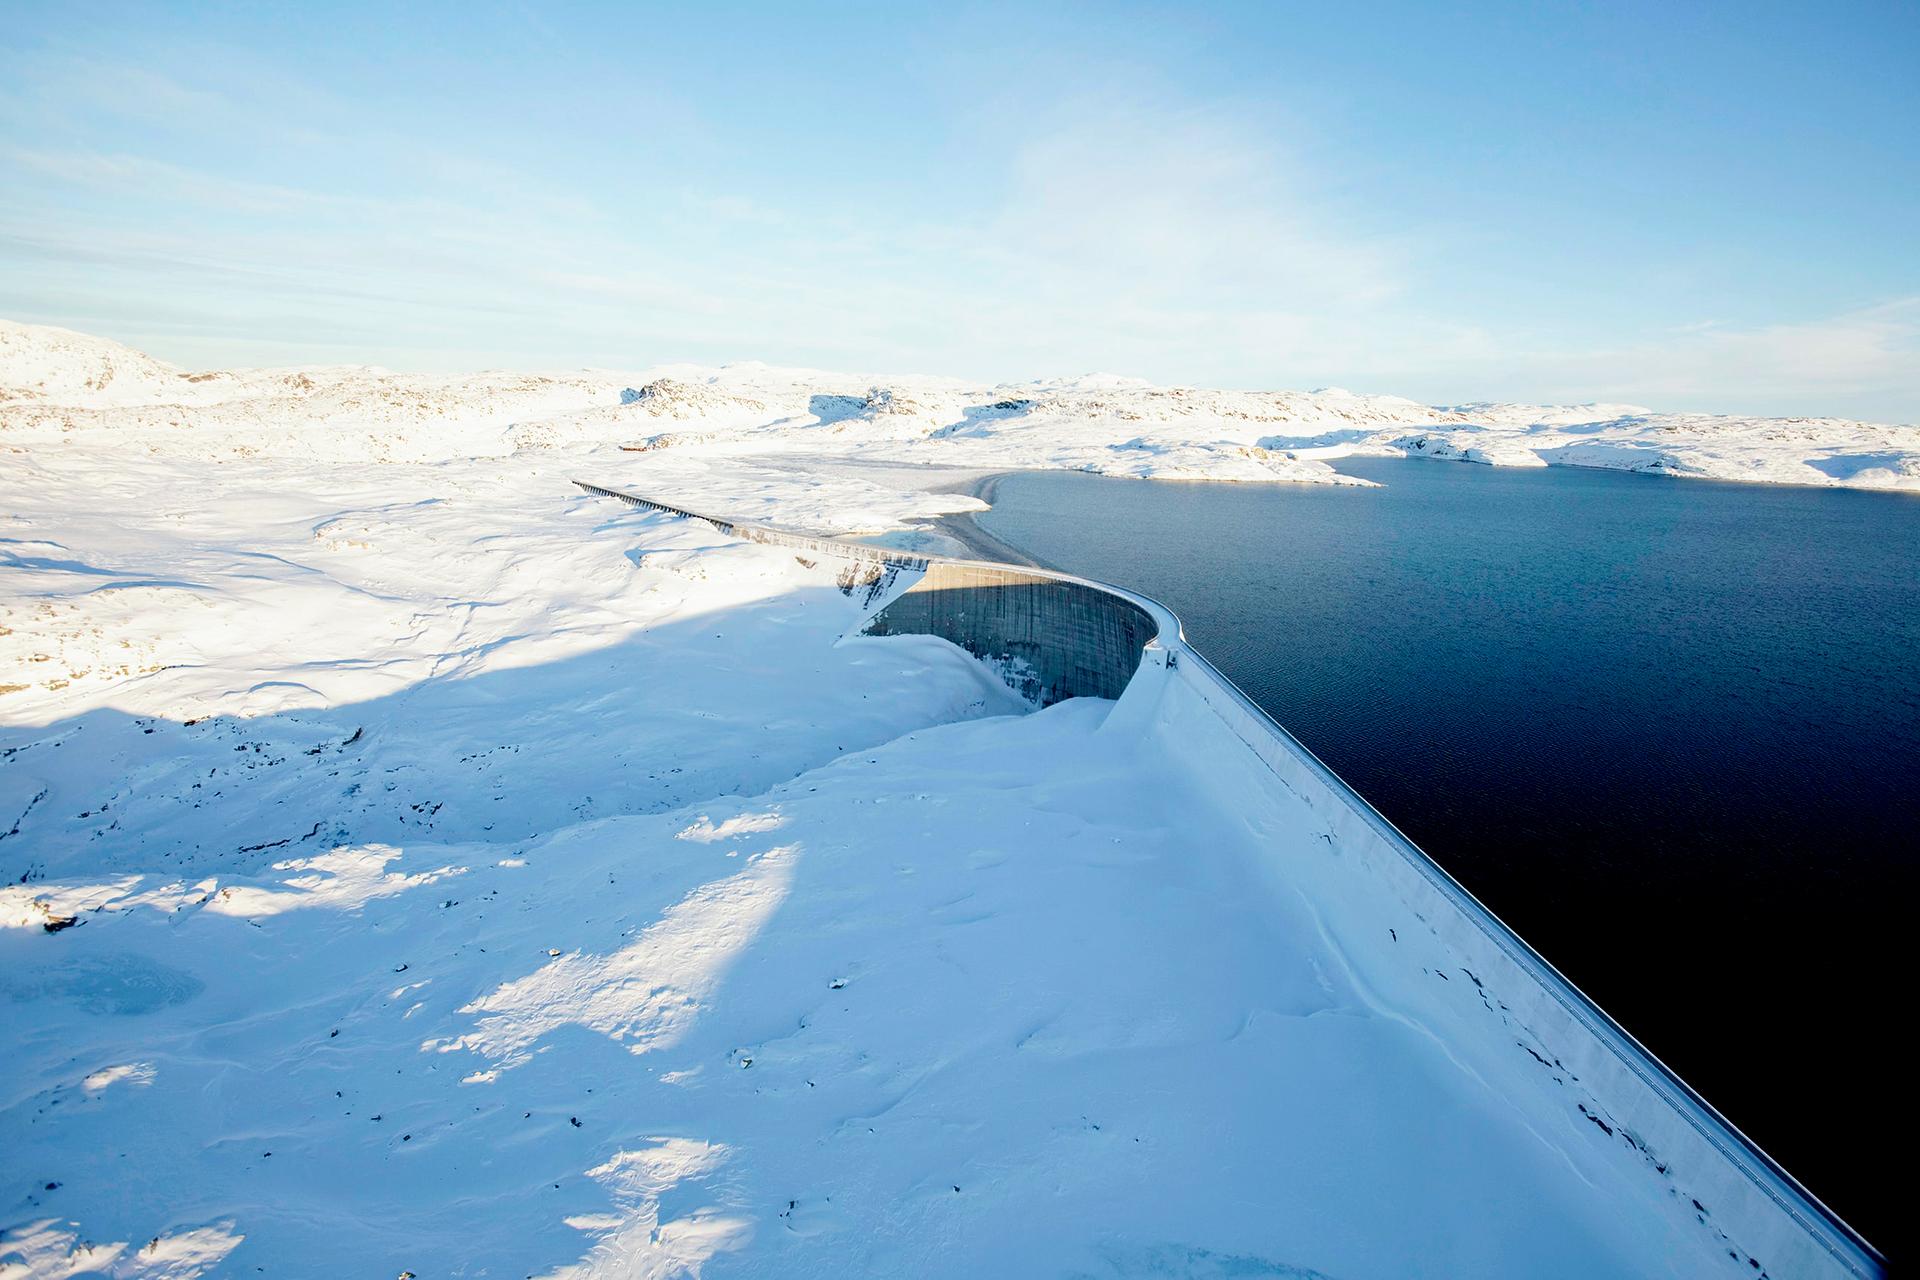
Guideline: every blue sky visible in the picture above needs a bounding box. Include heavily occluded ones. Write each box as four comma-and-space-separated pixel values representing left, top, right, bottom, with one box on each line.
2, 1, 1916, 418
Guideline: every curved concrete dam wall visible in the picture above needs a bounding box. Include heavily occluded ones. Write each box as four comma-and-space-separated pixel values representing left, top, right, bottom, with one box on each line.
576, 480, 1883, 1279
864, 561, 1158, 705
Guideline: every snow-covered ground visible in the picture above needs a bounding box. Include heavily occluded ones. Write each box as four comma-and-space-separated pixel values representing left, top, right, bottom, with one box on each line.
4, 320, 1916, 493
0, 322, 1870, 1276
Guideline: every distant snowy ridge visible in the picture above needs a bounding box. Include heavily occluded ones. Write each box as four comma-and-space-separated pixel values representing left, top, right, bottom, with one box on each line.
3, 319, 1916, 490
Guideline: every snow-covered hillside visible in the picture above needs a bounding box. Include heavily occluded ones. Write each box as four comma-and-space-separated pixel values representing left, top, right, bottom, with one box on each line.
0, 321, 1882, 1276
3, 320, 1916, 490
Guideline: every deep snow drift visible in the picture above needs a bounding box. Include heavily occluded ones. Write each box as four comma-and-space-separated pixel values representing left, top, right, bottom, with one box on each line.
0, 323, 1871, 1276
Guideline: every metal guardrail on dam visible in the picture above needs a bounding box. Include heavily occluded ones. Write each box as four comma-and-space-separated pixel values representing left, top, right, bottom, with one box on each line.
576, 478, 1884, 1278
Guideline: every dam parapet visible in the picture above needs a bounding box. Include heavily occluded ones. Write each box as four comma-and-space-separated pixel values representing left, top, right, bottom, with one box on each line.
575, 478, 1884, 1279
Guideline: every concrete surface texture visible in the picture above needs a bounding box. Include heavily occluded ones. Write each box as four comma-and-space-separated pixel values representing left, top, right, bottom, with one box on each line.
862, 562, 1159, 705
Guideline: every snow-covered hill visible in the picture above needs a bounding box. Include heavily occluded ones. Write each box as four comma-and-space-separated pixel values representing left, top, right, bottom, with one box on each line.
4, 320, 1915, 490
0, 321, 194, 408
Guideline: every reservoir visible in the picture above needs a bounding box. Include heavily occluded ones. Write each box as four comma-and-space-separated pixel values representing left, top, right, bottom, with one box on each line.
968, 457, 1918, 1250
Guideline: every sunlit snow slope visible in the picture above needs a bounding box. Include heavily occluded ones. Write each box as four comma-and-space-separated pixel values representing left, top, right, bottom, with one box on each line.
0, 323, 1883, 1277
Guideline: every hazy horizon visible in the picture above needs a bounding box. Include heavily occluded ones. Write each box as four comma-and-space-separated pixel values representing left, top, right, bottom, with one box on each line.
3, 1, 1916, 421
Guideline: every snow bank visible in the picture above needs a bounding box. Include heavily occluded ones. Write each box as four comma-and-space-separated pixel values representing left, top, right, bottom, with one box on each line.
1119, 643, 1874, 1279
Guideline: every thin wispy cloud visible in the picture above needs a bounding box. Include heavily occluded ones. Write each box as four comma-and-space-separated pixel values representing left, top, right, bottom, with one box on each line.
1530, 299, 1920, 414
0, 4, 1913, 418
983, 98, 1401, 308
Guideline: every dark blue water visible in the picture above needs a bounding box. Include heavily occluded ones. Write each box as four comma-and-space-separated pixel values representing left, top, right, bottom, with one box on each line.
974, 458, 1918, 1250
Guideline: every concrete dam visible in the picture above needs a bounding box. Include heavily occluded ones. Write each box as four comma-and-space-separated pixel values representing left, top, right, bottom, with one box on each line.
576, 479, 1884, 1280
864, 562, 1159, 705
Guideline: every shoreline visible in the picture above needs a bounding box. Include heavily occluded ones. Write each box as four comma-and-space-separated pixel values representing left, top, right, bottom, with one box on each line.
924, 469, 1056, 571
